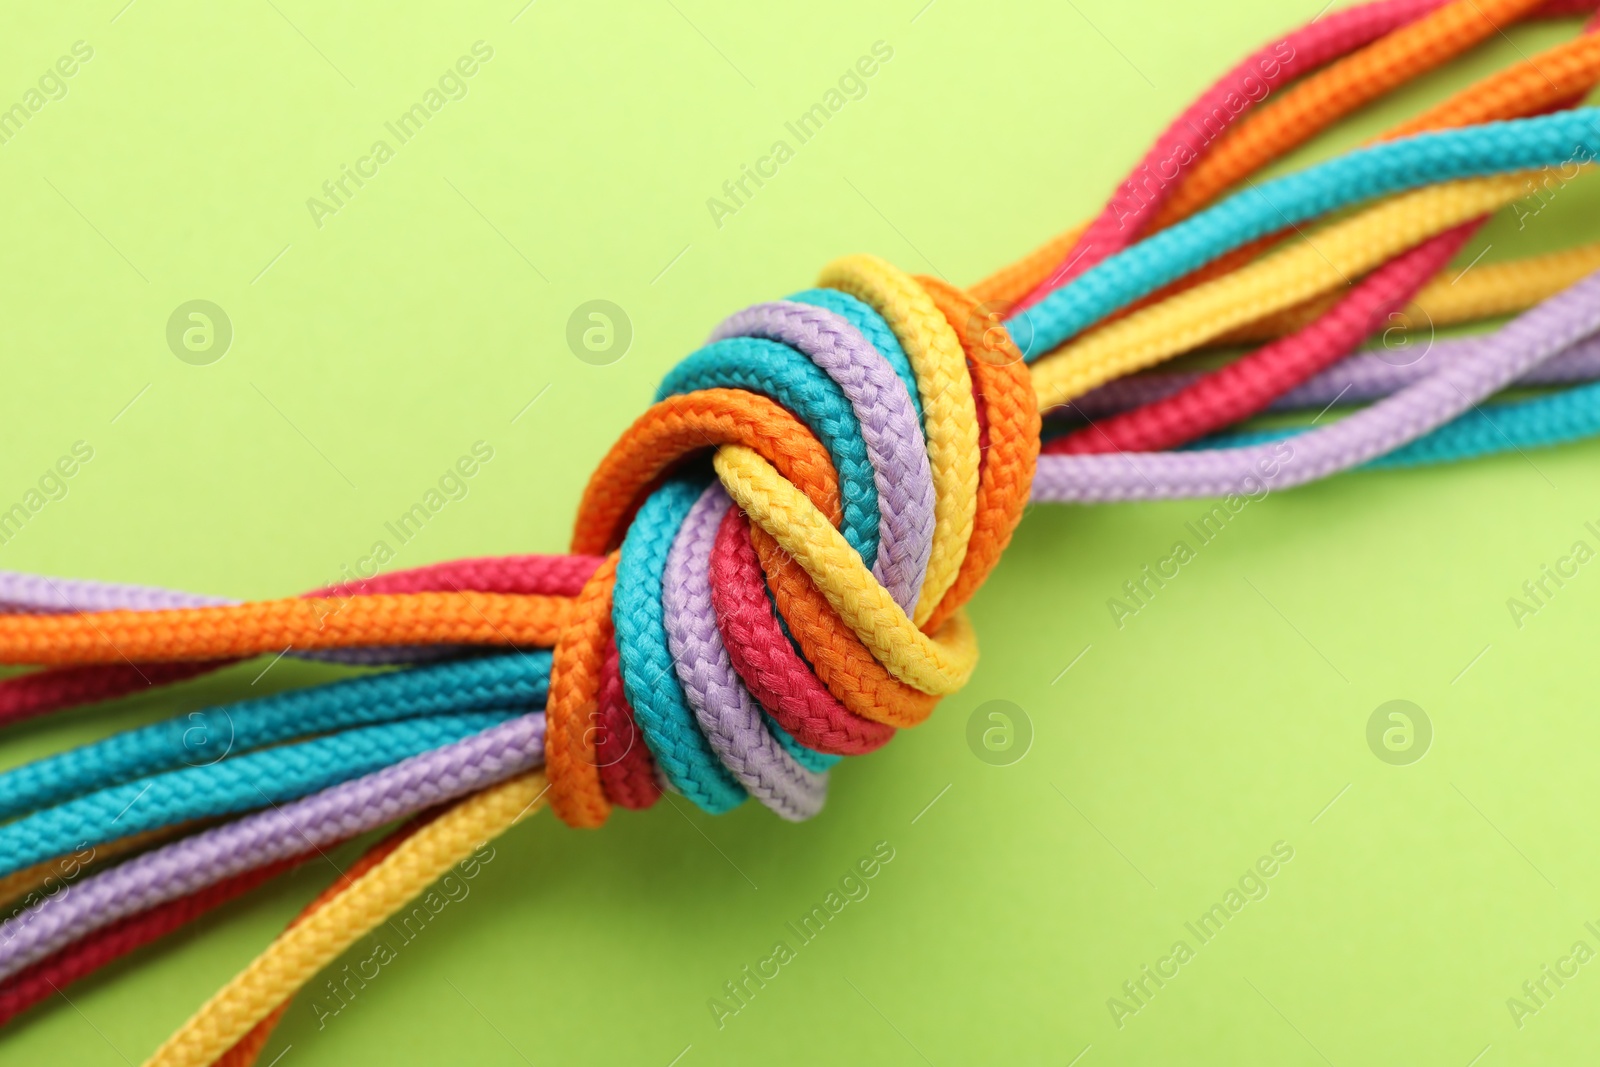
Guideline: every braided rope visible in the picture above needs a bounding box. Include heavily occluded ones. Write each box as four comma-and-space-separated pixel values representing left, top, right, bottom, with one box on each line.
1047, 224, 1479, 453
1068, 332, 1600, 422
6, 7, 1600, 1064
1217, 239, 1600, 344
1019, 106, 1600, 368
0, 716, 547, 982
145, 774, 548, 1067
0, 714, 514, 878
1048, 10, 1600, 454
0, 592, 572, 665
1032, 266, 1600, 500
0, 653, 551, 819
816, 255, 980, 625
1150, 0, 1555, 228
1030, 172, 1550, 407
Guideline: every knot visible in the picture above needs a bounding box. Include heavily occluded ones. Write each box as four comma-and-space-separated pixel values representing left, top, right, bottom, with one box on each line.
544, 255, 1039, 828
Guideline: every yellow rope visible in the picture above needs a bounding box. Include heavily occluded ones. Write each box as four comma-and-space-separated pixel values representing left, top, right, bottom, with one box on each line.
143, 774, 548, 1067
1219, 238, 1600, 344
817, 254, 979, 626
1027, 171, 1552, 408
713, 443, 978, 694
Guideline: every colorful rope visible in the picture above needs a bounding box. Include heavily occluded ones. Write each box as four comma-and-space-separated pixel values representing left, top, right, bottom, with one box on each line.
4, 5, 1600, 1064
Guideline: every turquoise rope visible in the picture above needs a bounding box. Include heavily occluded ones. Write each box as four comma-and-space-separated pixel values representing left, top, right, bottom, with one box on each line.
790, 288, 923, 422
657, 336, 881, 565
614, 474, 747, 812
1182, 379, 1600, 467
0, 652, 551, 819
1011, 109, 1600, 358
19, 113, 1600, 836
1370, 380, 1600, 468
0, 712, 515, 878
772, 719, 840, 773
612, 476, 836, 811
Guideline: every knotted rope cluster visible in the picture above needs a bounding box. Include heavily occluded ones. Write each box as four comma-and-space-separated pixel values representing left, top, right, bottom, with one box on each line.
7, 0, 1600, 1063
548, 262, 1036, 825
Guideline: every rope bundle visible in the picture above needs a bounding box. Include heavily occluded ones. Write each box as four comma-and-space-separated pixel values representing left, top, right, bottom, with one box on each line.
4, 1, 1600, 1062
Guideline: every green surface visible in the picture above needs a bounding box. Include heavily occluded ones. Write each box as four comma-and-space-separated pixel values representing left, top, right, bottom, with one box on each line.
4, 1, 1600, 1064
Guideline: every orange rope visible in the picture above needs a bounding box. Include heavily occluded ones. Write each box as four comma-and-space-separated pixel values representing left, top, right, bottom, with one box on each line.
0, 593, 575, 666
1153, 0, 1553, 227
544, 553, 621, 829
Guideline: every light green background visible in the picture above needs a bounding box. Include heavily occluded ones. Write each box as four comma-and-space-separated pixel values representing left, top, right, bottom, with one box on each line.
3, 1, 1600, 1064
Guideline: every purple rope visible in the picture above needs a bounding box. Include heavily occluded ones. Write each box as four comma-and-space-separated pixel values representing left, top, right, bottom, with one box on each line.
710, 300, 935, 616
1068, 334, 1600, 421
13, 295, 1600, 631
0, 574, 230, 613
7, 279, 1600, 673
0, 714, 544, 980
1031, 270, 1600, 502
663, 483, 826, 821
0, 299, 933, 668
1271, 336, 1600, 411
